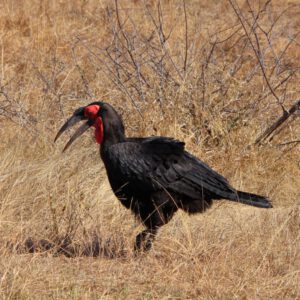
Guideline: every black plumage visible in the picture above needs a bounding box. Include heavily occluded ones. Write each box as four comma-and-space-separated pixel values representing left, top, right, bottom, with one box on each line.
55, 102, 272, 251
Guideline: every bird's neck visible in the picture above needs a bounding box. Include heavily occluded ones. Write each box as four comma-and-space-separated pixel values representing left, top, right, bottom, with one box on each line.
100, 117, 126, 151
102, 130, 126, 148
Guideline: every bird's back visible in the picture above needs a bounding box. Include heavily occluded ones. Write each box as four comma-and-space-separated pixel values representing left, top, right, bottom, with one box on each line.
100, 136, 235, 201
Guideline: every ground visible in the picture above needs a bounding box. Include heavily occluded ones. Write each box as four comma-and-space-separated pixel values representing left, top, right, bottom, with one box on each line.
0, 0, 299, 299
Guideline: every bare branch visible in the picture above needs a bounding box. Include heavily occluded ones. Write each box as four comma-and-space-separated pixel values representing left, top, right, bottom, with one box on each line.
228, 0, 284, 111
255, 99, 300, 144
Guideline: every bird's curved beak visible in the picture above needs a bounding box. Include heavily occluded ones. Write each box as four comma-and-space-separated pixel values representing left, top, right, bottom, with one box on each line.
54, 107, 94, 152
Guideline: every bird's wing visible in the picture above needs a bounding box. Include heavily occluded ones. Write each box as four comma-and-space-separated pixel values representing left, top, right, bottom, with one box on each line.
168, 152, 236, 199
107, 137, 235, 199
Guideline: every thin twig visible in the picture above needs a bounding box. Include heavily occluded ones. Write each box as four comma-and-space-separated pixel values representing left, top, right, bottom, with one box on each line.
277, 140, 300, 147
183, 0, 188, 73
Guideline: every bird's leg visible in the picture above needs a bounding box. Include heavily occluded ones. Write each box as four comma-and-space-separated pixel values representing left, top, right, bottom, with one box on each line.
134, 227, 158, 252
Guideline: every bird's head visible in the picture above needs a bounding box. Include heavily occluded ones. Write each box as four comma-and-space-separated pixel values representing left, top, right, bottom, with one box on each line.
55, 102, 125, 152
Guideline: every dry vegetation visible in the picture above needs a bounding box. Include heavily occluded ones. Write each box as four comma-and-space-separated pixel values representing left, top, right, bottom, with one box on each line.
0, 0, 299, 299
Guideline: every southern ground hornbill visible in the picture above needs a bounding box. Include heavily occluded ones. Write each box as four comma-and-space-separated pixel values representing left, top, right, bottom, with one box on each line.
55, 102, 272, 251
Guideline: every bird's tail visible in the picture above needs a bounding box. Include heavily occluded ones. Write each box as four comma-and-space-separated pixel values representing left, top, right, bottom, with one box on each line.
228, 191, 272, 208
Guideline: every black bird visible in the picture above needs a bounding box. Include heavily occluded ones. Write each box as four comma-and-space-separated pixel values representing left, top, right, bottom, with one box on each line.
55, 102, 272, 251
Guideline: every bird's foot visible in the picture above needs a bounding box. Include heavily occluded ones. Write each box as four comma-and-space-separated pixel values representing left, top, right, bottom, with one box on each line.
134, 229, 156, 253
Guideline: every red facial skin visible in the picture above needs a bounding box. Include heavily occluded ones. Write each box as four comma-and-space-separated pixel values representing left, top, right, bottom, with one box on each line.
84, 105, 103, 144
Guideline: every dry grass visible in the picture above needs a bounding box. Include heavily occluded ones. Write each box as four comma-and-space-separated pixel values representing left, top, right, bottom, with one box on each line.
0, 0, 299, 299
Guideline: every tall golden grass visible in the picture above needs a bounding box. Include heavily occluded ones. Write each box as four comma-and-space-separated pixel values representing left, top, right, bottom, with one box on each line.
0, 0, 299, 298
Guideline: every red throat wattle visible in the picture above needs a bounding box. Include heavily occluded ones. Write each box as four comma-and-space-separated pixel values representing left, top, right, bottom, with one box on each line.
84, 105, 104, 144
93, 117, 103, 144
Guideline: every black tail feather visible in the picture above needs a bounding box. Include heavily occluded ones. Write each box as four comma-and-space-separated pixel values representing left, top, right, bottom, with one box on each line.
228, 191, 272, 208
